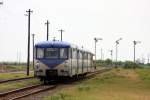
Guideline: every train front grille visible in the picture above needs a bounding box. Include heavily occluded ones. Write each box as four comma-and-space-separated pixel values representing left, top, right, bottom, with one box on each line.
46, 69, 58, 77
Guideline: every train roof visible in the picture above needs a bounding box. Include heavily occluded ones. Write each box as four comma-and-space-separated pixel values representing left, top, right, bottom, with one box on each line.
35, 41, 71, 48
35, 41, 94, 54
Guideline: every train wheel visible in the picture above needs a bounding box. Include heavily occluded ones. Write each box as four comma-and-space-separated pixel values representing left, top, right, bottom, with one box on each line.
40, 78, 43, 81
43, 78, 47, 85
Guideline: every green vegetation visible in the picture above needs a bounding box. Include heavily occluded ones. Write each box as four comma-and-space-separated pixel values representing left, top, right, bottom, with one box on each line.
44, 68, 150, 100
96, 59, 113, 67
0, 62, 33, 72
0, 78, 41, 92
96, 59, 150, 69
124, 61, 139, 69
136, 69, 150, 81
0, 72, 33, 80
0, 65, 26, 71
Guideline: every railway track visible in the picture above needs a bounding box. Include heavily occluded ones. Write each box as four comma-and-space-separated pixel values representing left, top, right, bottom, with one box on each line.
74, 68, 111, 81
89, 68, 111, 76
0, 84, 57, 100
0, 77, 35, 84
0, 68, 111, 100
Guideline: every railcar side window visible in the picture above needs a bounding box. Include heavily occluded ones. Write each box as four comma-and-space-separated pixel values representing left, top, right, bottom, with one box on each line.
69, 48, 72, 58
88, 54, 91, 60
60, 48, 68, 59
45, 48, 59, 58
78, 51, 82, 59
84, 52, 88, 59
37, 48, 44, 58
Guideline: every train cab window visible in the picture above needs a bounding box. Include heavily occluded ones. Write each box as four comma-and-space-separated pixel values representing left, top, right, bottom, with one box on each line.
60, 48, 68, 59
45, 48, 59, 58
36, 48, 44, 58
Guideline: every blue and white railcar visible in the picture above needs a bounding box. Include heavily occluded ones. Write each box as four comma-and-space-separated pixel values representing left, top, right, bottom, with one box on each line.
34, 41, 94, 81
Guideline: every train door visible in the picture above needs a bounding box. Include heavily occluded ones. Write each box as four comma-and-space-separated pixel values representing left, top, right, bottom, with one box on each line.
84, 52, 88, 73
82, 51, 84, 74
86, 53, 88, 72
87, 53, 91, 72
72, 48, 78, 76
78, 50, 82, 75
77, 50, 79, 75
70, 48, 72, 76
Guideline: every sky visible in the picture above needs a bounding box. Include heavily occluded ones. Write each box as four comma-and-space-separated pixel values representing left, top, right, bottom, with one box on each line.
0, 0, 150, 63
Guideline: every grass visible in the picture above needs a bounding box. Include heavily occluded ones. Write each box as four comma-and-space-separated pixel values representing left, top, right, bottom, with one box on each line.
136, 68, 150, 81
0, 65, 33, 71
0, 78, 41, 92
0, 72, 34, 80
44, 68, 150, 100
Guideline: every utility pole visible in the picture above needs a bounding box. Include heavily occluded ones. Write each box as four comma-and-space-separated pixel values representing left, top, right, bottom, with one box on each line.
53, 37, 56, 41
25, 9, 33, 76
32, 34, 35, 73
115, 38, 122, 68
58, 29, 64, 41
45, 20, 49, 41
94, 37, 102, 69
133, 40, 141, 68
0, 1, 3, 5
18, 51, 21, 65
101, 48, 103, 60
109, 50, 113, 67
148, 54, 150, 64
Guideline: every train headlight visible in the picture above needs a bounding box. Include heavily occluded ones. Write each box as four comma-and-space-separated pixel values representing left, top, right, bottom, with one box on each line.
35, 61, 40, 69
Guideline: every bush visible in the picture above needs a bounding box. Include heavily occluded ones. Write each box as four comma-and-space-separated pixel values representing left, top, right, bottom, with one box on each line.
105, 59, 112, 65
124, 61, 139, 69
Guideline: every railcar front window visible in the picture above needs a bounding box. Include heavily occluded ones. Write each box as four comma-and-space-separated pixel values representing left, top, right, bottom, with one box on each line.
37, 48, 44, 58
45, 48, 59, 58
60, 48, 68, 59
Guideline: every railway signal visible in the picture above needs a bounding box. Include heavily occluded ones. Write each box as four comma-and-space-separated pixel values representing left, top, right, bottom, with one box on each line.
147, 54, 150, 64
133, 40, 141, 64
109, 50, 113, 61
58, 29, 65, 41
115, 38, 122, 67
94, 37, 102, 69
25, 9, 33, 76
45, 20, 49, 41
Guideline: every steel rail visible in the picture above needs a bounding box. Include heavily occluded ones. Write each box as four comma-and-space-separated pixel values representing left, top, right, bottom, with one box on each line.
0, 84, 57, 100
0, 68, 111, 100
